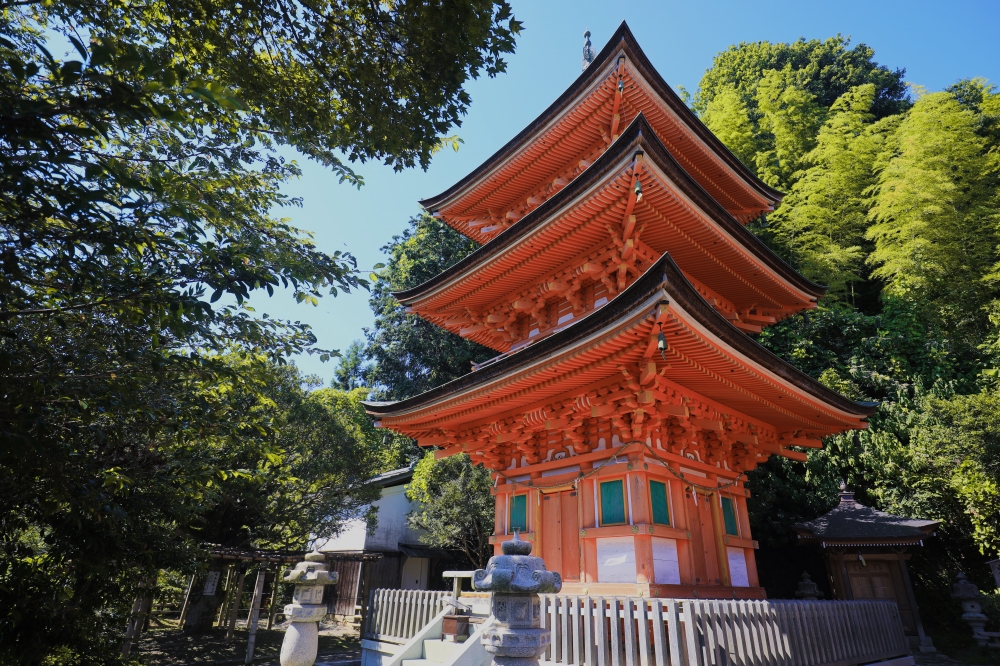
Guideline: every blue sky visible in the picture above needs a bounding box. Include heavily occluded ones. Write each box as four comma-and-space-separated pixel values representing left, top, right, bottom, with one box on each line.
260, 0, 1000, 381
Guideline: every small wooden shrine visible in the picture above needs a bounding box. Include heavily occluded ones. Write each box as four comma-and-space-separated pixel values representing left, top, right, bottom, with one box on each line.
794, 487, 938, 649
365, 23, 876, 599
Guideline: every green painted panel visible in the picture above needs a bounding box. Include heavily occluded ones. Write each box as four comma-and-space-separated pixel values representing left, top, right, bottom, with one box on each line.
722, 496, 739, 536
510, 494, 527, 533
600, 480, 626, 525
650, 480, 670, 525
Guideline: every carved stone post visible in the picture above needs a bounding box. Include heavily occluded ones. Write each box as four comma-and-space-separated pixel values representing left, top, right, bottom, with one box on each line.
473, 533, 562, 666
280, 551, 338, 666
951, 572, 988, 647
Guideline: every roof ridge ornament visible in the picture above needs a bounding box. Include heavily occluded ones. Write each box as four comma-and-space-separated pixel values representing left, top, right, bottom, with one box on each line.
582, 30, 596, 71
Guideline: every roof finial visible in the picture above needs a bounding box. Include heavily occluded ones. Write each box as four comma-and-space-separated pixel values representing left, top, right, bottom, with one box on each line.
582, 29, 596, 71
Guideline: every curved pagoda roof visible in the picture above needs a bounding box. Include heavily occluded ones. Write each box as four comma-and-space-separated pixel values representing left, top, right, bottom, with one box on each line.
396, 115, 823, 352
793, 491, 939, 547
421, 22, 783, 244
366, 250, 874, 453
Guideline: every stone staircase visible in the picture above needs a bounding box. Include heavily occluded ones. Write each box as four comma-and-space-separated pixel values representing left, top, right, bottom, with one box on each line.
400, 638, 465, 666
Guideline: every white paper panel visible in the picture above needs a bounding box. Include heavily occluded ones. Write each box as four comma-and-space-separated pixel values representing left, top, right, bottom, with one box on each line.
596, 537, 637, 583
651, 537, 681, 585
727, 547, 750, 587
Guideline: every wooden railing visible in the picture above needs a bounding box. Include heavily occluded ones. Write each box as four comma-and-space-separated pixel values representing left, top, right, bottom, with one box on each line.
363, 589, 451, 644
538, 596, 910, 666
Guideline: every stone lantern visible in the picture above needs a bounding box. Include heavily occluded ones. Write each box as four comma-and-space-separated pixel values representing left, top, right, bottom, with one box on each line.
951, 572, 989, 647
795, 572, 823, 600
280, 550, 338, 666
473, 533, 562, 666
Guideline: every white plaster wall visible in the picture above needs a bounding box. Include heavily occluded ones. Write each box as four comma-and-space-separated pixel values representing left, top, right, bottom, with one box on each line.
596, 537, 637, 583
727, 547, 750, 587
652, 537, 681, 585
317, 483, 427, 553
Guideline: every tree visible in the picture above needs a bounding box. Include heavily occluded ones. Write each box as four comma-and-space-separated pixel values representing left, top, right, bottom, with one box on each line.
363, 213, 494, 400
696, 36, 908, 191
766, 84, 899, 300
191, 361, 413, 551
695, 35, 908, 123
405, 452, 495, 569
867, 89, 1000, 337
333, 340, 369, 391
0, 2, 521, 662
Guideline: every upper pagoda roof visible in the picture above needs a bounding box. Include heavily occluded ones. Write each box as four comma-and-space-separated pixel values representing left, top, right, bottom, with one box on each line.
793, 491, 938, 547
366, 250, 873, 439
421, 22, 783, 243
395, 114, 823, 351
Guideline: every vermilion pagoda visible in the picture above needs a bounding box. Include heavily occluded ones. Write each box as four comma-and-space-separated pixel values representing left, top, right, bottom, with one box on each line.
365, 23, 875, 599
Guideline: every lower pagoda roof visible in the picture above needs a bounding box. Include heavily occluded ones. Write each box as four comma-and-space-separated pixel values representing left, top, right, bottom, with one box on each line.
365, 250, 875, 442
793, 491, 939, 547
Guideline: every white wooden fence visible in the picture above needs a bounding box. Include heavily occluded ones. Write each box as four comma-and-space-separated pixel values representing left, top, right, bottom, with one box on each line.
364, 589, 450, 644
538, 596, 910, 666
361, 590, 910, 665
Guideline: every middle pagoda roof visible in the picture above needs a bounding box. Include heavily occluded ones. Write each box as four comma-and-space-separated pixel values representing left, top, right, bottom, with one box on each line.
397, 115, 824, 353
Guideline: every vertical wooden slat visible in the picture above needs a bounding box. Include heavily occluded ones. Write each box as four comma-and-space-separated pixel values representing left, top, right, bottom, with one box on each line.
539, 595, 549, 662
596, 597, 610, 666
737, 600, 754, 666
682, 600, 702, 666
382, 588, 392, 638
572, 596, 582, 666
636, 598, 652, 666
584, 596, 595, 666
790, 603, 811, 666
551, 594, 560, 662
665, 600, 682, 666
610, 598, 623, 666
622, 597, 637, 666
388, 589, 401, 639
747, 600, 764, 666
724, 601, 746, 666
559, 597, 573, 664
704, 601, 720, 666
702, 601, 719, 666
765, 602, 782, 666
650, 600, 666, 666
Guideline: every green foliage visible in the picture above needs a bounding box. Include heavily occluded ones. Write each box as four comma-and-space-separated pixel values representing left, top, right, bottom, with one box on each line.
0, 2, 521, 662
332, 340, 369, 391
695, 35, 908, 121
190, 362, 391, 551
700, 86, 759, 167
696, 35, 908, 192
867, 90, 1000, 334
40, 0, 523, 181
767, 85, 898, 298
359, 213, 494, 400
405, 452, 496, 569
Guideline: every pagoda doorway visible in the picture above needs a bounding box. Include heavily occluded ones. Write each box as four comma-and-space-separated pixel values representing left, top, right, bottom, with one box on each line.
541, 489, 581, 583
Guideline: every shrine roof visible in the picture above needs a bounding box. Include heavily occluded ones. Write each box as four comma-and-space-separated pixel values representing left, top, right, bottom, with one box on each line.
420, 22, 782, 242
793, 492, 939, 545
366, 251, 874, 434
395, 114, 823, 321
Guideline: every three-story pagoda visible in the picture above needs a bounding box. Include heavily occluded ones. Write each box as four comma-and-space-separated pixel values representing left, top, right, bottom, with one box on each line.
364, 23, 875, 599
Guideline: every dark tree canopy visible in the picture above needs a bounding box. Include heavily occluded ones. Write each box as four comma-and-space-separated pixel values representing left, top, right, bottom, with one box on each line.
359, 213, 494, 400
694, 35, 909, 121
0, 1, 521, 662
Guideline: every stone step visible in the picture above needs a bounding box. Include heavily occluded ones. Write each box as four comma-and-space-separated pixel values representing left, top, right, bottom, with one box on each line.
422, 639, 462, 663
400, 660, 437, 666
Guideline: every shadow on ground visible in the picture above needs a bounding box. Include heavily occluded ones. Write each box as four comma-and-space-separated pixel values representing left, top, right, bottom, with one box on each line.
135, 622, 360, 665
